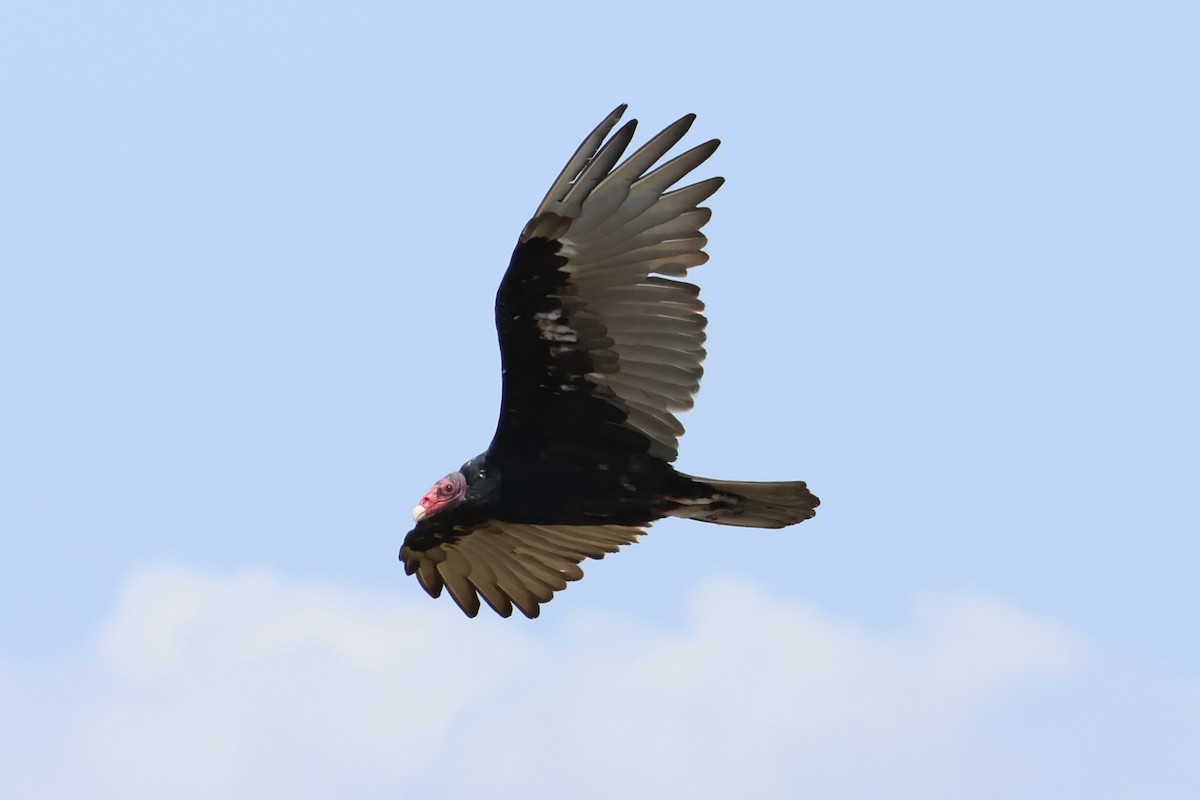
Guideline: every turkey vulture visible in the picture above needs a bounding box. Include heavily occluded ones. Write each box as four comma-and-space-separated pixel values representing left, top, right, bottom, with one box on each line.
400, 105, 818, 618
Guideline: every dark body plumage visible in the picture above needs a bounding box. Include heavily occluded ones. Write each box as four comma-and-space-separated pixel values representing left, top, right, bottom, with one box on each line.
401, 106, 819, 618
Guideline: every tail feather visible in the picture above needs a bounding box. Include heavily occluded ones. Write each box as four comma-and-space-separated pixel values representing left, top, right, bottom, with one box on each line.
669, 476, 820, 528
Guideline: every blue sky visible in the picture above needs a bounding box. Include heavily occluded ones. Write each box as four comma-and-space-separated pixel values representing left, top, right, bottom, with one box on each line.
2, 1, 1198, 796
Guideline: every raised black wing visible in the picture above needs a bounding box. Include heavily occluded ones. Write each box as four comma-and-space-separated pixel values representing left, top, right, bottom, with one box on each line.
489, 105, 722, 462
400, 519, 644, 618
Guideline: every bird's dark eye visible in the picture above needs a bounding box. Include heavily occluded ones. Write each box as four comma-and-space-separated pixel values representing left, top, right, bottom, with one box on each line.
438, 485, 452, 497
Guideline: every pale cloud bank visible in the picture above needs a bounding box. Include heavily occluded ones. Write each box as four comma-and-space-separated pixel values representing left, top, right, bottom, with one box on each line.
1, 567, 1196, 799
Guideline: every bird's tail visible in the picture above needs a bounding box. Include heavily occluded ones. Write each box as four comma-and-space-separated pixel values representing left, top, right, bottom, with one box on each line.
668, 475, 820, 529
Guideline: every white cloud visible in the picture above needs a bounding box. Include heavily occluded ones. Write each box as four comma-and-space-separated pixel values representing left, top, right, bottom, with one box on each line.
1, 566, 1197, 799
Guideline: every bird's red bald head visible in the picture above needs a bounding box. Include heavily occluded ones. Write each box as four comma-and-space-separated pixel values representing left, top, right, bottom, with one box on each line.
412, 471, 467, 522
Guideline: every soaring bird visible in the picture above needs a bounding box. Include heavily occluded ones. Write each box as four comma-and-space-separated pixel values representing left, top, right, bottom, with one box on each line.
401, 105, 818, 618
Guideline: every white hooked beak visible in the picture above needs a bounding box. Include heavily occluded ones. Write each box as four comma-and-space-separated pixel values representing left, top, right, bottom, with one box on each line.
412, 505, 427, 522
